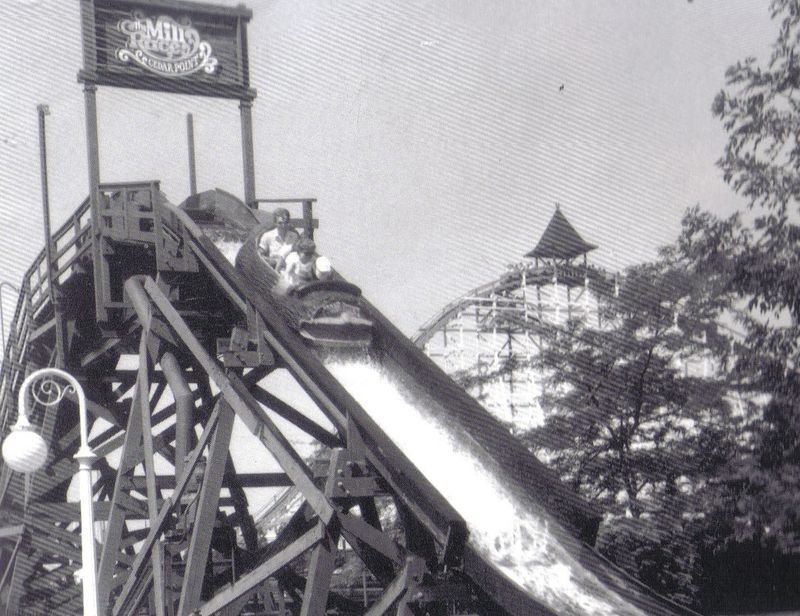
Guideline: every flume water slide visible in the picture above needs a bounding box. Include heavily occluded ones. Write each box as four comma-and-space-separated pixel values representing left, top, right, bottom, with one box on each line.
0, 185, 698, 615
198, 190, 698, 616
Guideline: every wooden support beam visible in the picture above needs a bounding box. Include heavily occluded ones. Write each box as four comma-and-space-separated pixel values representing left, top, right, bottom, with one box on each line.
93, 421, 176, 461
249, 385, 341, 449
137, 331, 167, 616
0, 537, 22, 610
3, 512, 81, 552
177, 399, 236, 616
23, 562, 77, 594
126, 472, 292, 491
85, 394, 125, 426
113, 406, 221, 616
186, 236, 350, 433
121, 567, 154, 616
398, 502, 439, 571
45, 586, 85, 616
337, 511, 401, 584
93, 386, 200, 462
363, 556, 426, 616
3, 543, 29, 616
97, 371, 147, 615
29, 501, 137, 521
80, 335, 122, 368
197, 524, 324, 616
299, 526, 338, 616
299, 449, 346, 616
277, 568, 368, 615
223, 457, 260, 552
115, 490, 150, 518
23, 527, 83, 562
138, 277, 334, 526
325, 447, 399, 584
357, 497, 382, 529
27, 315, 56, 344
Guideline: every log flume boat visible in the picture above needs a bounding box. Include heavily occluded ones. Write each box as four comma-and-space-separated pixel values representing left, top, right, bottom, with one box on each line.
234, 223, 374, 351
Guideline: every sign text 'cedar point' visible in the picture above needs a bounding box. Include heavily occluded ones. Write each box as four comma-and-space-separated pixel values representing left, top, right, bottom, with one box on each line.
82, 0, 253, 99
116, 12, 219, 78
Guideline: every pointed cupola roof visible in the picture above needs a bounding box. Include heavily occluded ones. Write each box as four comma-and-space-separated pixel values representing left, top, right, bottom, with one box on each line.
525, 204, 598, 260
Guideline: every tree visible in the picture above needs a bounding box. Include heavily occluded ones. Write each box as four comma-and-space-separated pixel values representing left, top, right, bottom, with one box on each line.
521, 1, 800, 604
676, 0, 800, 555
522, 259, 737, 608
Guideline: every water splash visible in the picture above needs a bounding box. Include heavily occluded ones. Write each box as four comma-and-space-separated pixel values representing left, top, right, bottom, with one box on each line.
326, 359, 646, 616
212, 239, 243, 264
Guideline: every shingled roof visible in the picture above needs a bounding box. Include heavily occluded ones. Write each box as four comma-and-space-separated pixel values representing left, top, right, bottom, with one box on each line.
525, 205, 598, 260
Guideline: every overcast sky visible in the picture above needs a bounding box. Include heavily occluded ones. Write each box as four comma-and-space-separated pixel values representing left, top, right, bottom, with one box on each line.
0, 1, 778, 336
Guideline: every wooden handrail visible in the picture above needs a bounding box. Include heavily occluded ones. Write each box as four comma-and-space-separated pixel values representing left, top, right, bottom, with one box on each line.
0, 197, 92, 436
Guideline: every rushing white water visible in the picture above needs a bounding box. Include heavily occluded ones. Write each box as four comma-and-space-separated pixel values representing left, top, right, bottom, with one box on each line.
326, 360, 646, 616
215, 239, 244, 265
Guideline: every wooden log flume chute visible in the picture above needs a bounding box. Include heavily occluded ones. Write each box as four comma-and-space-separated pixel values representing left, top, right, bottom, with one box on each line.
0, 185, 698, 616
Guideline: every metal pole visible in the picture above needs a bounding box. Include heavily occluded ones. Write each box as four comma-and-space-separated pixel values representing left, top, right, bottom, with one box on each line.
187, 113, 197, 196
37, 105, 54, 277
161, 352, 194, 481
15, 369, 99, 616
37, 105, 65, 366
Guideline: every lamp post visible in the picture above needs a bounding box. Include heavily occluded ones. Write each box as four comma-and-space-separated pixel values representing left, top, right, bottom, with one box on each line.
1, 368, 99, 616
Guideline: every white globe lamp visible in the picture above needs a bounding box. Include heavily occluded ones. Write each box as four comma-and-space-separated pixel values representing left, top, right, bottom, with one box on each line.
0, 368, 99, 616
1, 415, 48, 473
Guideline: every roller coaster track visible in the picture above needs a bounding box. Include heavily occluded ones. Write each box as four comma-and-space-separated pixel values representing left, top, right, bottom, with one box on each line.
0, 184, 697, 615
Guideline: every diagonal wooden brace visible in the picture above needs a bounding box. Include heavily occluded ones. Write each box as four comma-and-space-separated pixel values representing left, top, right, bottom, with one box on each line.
138, 276, 335, 526
363, 555, 427, 616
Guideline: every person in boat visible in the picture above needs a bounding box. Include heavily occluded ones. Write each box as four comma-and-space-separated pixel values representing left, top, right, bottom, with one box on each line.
257, 207, 300, 271
283, 237, 333, 291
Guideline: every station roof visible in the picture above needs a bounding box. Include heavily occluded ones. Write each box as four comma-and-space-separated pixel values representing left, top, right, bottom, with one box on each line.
525, 205, 598, 260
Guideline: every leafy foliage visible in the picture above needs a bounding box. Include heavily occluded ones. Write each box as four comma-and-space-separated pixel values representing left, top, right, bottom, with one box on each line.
451, 1, 800, 607
596, 515, 701, 609
525, 261, 734, 515
546, 0, 800, 604
517, 260, 737, 607
679, 0, 800, 556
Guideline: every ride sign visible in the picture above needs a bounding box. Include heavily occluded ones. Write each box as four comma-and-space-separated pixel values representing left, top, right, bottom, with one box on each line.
80, 0, 254, 100
116, 12, 219, 78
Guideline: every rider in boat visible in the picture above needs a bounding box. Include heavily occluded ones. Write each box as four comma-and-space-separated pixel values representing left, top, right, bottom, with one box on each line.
258, 208, 300, 271
284, 237, 332, 291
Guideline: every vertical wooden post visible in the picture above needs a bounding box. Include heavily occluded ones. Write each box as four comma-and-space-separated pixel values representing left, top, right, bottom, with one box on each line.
567, 285, 572, 321
187, 113, 197, 196
96, 380, 146, 615
137, 334, 167, 616
83, 82, 105, 323
177, 400, 236, 616
79, 0, 105, 323
37, 104, 66, 367
239, 98, 256, 207
37, 105, 54, 294
299, 449, 344, 616
303, 200, 314, 239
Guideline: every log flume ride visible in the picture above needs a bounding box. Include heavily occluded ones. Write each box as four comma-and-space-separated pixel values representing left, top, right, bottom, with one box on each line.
234, 224, 374, 350
0, 185, 698, 616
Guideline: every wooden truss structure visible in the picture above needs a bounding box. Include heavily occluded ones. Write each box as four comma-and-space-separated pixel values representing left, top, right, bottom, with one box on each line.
0, 184, 696, 616
0, 183, 547, 616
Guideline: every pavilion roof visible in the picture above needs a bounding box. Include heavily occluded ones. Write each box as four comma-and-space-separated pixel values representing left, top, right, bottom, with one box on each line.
525, 205, 598, 260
